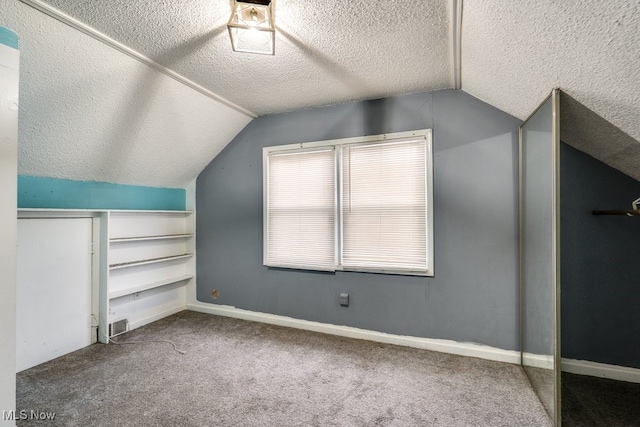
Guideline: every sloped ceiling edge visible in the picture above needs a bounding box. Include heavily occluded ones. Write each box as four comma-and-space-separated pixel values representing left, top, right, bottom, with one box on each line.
3, 1, 252, 189
561, 92, 640, 183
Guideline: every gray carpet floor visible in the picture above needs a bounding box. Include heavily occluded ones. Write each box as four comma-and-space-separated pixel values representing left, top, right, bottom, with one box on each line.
562, 371, 640, 426
17, 311, 551, 426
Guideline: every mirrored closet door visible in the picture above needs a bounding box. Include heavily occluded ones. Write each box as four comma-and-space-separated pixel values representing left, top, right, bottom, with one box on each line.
520, 89, 561, 426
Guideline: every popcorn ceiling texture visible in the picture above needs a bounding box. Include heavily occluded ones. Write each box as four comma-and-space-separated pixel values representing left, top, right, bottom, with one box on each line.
561, 93, 640, 182
463, 1, 640, 122
39, 0, 453, 116
462, 0, 640, 168
0, 1, 252, 188
3, 0, 640, 187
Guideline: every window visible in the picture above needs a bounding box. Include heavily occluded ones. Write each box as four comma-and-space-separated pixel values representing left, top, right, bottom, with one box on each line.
263, 130, 433, 276
265, 148, 336, 270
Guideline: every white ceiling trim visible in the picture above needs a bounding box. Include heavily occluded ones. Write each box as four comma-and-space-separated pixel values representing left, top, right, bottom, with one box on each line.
449, 0, 463, 89
19, 0, 257, 118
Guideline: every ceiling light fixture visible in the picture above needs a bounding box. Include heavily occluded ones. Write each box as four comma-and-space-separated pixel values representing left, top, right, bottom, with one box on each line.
227, 0, 275, 55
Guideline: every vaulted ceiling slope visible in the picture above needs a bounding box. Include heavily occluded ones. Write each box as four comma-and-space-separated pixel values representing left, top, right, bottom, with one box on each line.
2, 0, 640, 188
462, 0, 640, 178
1, 0, 252, 188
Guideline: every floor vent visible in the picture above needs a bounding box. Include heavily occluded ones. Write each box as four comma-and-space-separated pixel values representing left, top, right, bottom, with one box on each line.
109, 319, 129, 337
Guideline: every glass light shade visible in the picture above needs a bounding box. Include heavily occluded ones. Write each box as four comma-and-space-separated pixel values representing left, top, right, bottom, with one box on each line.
227, 0, 275, 55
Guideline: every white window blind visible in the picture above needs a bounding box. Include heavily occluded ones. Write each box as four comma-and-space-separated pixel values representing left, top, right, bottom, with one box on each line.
265, 148, 336, 270
342, 140, 428, 272
263, 129, 433, 276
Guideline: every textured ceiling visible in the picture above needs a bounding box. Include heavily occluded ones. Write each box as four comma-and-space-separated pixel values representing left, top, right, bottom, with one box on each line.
463, 0, 640, 146
561, 92, 640, 182
1, 0, 252, 188
37, 0, 453, 116
3, 0, 640, 188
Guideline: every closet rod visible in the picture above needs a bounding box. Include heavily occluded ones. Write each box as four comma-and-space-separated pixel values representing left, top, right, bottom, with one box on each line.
592, 210, 640, 216
593, 197, 640, 216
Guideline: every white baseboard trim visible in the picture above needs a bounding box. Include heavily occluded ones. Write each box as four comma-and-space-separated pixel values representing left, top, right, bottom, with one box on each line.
186, 302, 521, 365
129, 305, 186, 331
522, 352, 554, 370
562, 358, 640, 384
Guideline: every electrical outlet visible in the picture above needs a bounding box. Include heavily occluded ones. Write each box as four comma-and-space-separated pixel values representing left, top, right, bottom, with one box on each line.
339, 293, 349, 307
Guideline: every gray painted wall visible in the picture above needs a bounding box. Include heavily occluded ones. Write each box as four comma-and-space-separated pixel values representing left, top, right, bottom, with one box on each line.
196, 89, 522, 351
561, 143, 640, 368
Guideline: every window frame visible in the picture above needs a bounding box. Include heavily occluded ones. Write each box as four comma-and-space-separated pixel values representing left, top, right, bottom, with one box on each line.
263, 129, 434, 276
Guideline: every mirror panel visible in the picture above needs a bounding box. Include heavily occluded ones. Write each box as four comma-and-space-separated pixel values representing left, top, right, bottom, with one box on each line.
520, 90, 560, 425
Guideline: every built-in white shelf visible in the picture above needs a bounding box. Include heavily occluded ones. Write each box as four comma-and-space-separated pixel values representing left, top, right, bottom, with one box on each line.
109, 254, 193, 270
98, 210, 195, 344
109, 233, 194, 243
108, 274, 193, 299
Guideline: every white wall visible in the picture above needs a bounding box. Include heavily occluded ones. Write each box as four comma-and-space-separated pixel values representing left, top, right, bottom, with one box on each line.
0, 36, 19, 427
16, 218, 93, 372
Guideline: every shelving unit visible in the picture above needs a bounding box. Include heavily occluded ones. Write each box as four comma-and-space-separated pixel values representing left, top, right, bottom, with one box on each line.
98, 210, 194, 343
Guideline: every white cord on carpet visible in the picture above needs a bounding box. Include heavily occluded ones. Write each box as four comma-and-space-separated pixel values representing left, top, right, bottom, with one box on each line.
109, 338, 186, 354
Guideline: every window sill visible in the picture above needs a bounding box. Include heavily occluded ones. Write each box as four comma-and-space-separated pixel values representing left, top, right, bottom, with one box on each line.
338, 267, 433, 277
264, 264, 433, 277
